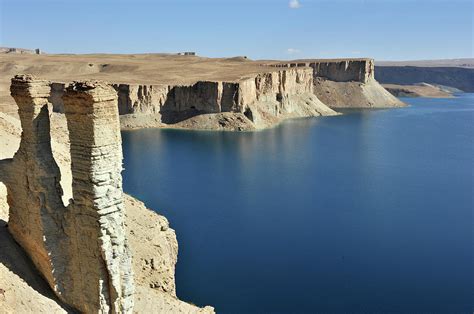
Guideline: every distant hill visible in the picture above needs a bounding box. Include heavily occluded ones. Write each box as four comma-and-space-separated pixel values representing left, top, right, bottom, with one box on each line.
375, 59, 474, 92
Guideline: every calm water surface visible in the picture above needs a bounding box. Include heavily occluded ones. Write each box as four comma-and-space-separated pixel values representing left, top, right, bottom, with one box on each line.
122, 94, 473, 313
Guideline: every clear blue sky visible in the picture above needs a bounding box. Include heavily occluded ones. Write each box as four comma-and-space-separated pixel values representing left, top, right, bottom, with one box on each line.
0, 0, 472, 60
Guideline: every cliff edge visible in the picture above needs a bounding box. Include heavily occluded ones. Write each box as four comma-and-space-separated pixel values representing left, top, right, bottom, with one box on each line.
0, 76, 214, 313
268, 59, 406, 108
50, 67, 339, 131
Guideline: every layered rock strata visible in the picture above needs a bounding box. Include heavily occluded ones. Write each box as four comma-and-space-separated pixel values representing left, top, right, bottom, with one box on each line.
62, 80, 134, 313
0, 75, 134, 313
0, 109, 213, 313
272, 58, 374, 83
50, 67, 338, 130
117, 68, 337, 129
269, 59, 405, 108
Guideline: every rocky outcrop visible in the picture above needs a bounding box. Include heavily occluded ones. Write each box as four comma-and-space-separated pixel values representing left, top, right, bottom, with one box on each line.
272, 58, 374, 83
0, 75, 69, 305
0, 75, 134, 313
313, 77, 406, 108
0, 107, 213, 312
268, 59, 405, 108
112, 67, 337, 129
45, 67, 337, 130
62, 81, 134, 313
49, 82, 65, 113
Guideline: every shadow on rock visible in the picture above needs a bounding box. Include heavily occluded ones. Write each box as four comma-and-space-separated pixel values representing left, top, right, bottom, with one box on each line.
0, 219, 75, 313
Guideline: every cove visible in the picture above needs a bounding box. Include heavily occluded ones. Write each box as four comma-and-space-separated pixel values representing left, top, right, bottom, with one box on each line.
122, 94, 473, 313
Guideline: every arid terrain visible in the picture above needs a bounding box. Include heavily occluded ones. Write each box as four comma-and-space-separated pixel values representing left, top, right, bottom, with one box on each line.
0, 53, 405, 132
0, 53, 271, 114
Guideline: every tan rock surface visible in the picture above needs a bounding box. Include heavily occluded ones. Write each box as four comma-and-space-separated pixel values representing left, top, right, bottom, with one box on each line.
0, 54, 340, 131
0, 76, 135, 312
115, 68, 338, 130
268, 59, 406, 108
0, 78, 213, 313
314, 78, 406, 108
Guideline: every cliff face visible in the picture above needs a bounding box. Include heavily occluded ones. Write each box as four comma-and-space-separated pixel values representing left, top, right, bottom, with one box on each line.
0, 75, 134, 313
43, 58, 406, 128
270, 59, 405, 108
313, 78, 406, 108
237, 69, 337, 128
273, 59, 374, 83
114, 67, 333, 124
0, 76, 213, 313
50, 67, 338, 130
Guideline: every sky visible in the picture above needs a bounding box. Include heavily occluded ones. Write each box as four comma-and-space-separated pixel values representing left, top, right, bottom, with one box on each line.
0, 0, 472, 60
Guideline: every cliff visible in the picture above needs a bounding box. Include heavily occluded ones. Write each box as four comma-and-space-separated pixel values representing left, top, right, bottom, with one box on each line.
0, 54, 409, 129
268, 59, 405, 108
0, 76, 213, 313
51, 67, 338, 131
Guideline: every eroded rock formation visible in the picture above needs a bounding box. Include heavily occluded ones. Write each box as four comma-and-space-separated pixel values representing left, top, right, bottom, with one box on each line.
269, 59, 405, 108
62, 80, 134, 313
0, 75, 134, 313
49, 67, 338, 130
114, 68, 317, 118
0, 108, 213, 313
272, 58, 374, 83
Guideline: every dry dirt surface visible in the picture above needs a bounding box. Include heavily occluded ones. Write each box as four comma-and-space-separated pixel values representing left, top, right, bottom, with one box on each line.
0, 53, 272, 86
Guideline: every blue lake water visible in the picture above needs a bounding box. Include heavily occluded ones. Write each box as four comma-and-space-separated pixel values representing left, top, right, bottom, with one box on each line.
122, 94, 474, 313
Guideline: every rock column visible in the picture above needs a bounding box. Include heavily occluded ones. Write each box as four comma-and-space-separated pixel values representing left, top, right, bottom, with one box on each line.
62, 81, 134, 313
6, 74, 68, 293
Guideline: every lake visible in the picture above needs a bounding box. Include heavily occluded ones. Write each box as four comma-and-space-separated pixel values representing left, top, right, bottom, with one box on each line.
122, 94, 473, 313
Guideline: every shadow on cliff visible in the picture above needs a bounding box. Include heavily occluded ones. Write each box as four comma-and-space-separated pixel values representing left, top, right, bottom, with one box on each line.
160, 85, 221, 124
160, 87, 200, 124
0, 219, 76, 313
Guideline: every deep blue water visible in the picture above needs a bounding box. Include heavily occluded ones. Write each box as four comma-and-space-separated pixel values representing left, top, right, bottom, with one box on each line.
122, 94, 474, 313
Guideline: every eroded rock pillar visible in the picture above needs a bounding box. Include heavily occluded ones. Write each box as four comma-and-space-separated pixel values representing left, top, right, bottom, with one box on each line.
6, 74, 68, 293
62, 81, 134, 313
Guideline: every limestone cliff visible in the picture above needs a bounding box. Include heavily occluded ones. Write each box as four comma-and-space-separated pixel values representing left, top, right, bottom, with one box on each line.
268, 59, 405, 108
0, 75, 134, 313
114, 67, 339, 130
50, 67, 338, 130
0, 75, 213, 313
